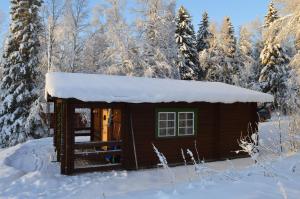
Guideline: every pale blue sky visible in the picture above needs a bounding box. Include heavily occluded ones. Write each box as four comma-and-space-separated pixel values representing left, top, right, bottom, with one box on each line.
0, 0, 270, 40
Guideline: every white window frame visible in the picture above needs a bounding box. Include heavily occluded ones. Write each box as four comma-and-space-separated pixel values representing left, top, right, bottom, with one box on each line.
157, 112, 176, 137
178, 112, 195, 136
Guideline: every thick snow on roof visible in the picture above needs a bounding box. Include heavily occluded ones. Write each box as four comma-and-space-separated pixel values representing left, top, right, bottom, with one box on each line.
45, 72, 273, 103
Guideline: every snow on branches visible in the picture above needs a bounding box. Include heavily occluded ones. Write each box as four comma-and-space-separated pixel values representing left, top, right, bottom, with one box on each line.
0, 0, 47, 147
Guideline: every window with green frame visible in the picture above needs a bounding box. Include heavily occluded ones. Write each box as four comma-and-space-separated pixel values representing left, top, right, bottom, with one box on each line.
155, 108, 198, 138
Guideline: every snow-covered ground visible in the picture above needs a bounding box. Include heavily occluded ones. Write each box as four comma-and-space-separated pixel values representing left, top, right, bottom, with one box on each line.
0, 119, 300, 199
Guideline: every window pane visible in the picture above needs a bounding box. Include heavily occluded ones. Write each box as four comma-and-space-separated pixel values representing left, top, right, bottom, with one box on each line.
159, 121, 167, 128
159, 128, 167, 136
187, 113, 194, 119
187, 120, 193, 127
179, 128, 185, 135
167, 128, 175, 136
179, 120, 185, 127
187, 128, 193, 135
168, 121, 175, 127
168, 113, 175, 120
159, 113, 167, 120
179, 113, 186, 120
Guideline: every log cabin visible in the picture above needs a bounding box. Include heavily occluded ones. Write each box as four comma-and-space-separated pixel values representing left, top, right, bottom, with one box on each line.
45, 72, 273, 175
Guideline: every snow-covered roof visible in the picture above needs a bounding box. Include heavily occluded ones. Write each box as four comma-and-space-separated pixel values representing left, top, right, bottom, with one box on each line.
45, 72, 273, 104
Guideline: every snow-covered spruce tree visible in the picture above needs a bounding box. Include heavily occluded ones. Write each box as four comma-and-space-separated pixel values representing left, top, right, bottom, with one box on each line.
175, 6, 203, 80
196, 11, 212, 53
220, 17, 236, 61
252, 37, 264, 90
270, 0, 300, 79
0, 0, 47, 147
197, 12, 215, 81
264, 2, 279, 28
238, 27, 253, 62
219, 16, 237, 84
199, 22, 225, 82
249, 18, 265, 87
296, 33, 300, 51
259, 40, 291, 109
294, 33, 300, 70
259, 2, 293, 111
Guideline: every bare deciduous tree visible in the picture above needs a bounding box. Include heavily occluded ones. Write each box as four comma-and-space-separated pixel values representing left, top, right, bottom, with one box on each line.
41, 0, 64, 72
62, 0, 89, 72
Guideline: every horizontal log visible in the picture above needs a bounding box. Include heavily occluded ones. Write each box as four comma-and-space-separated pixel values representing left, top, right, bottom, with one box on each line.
74, 149, 122, 159
74, 163, 122, 173
74, 140, 122, 149
74, 132, 91, 136
74, 127, 91, 131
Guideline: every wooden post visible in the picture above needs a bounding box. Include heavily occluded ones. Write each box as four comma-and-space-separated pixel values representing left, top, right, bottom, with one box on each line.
60, 101, 66, 174
90, 108, 94, 142
47, 102, 51, 136
121, 105, 127, 170
53, 101, 57, 149
70, 103, 75, 173
55, 101, 62, 162
65, 101, 75, 175
213, 103, 221, 159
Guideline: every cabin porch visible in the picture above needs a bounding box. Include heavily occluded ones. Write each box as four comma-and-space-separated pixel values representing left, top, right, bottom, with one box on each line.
52, 100, 126, 175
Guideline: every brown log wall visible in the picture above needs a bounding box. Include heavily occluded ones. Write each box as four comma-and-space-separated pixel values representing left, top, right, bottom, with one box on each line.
123, 102, 257, 170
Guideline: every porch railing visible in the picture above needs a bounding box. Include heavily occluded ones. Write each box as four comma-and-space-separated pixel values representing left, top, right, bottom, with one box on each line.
73, 140, 122, 172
